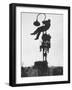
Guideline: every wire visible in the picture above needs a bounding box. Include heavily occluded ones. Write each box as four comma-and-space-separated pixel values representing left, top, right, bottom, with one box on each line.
36, 13, 46, 21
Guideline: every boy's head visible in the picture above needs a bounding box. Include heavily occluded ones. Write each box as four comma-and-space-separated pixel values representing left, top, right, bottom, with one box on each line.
42, 19, 51, 25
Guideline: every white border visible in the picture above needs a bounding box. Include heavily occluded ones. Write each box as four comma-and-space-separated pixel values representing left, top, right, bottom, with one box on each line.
16, 6, 68, 84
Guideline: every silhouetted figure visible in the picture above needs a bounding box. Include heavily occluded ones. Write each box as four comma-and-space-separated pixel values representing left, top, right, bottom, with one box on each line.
31, 19, 51, 40
40, 33, 51, 61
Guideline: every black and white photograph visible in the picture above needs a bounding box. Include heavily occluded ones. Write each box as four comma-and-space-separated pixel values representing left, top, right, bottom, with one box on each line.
9, 3, 70, 86
21, 12, 63, 77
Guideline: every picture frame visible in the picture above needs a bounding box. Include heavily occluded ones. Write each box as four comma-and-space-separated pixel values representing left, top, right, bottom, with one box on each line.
9, 3, 70, 87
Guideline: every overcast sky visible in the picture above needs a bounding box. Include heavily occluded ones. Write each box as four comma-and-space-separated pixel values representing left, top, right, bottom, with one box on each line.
21, 12, 63, 67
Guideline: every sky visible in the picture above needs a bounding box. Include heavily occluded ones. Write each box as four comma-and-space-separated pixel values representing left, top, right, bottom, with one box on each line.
21, 12, 63, 67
